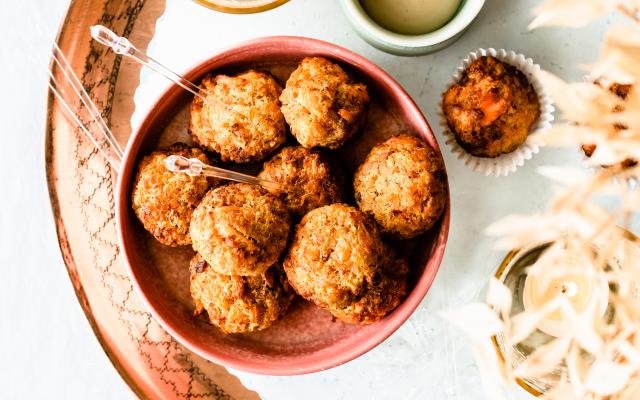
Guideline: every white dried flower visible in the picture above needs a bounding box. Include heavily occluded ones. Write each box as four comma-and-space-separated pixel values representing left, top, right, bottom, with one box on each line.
444, 1, 640, 399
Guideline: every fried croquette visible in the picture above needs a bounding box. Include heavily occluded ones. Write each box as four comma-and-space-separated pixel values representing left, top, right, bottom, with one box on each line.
258, 146, 343, 217
190, 183, 291, 276
190, 70, 286, 163
284, 204, 407, 324
280, 57, 369, 149
353, 135, 447, 239
132, 143, 214, 247
329, 257, 408, 324
442, 56, 540, 158
190, 253, 294, 333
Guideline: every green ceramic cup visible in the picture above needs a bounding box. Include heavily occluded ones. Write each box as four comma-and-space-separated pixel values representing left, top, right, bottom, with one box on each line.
341, 0, 485, 56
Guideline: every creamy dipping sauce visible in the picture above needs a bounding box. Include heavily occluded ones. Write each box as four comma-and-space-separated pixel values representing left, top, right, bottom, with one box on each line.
360, 0, 462, 35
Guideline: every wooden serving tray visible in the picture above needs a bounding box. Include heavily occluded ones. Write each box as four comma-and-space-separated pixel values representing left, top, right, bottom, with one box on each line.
45, 0, 258, 398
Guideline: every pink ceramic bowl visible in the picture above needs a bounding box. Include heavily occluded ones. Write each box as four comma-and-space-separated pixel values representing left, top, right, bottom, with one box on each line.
116, 36, 450, 375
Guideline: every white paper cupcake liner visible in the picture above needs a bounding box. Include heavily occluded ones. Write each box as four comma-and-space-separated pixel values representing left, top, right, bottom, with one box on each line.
439, 48, 555, 177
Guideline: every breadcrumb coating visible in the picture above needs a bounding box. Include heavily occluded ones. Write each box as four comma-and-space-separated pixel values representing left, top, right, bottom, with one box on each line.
258, 146, 343, 217
280, 57, 369, 149
190, 183, 291, 276
284, 204, 407, 324
190, 253, 294, 334
442, 56, 540, 158
329, 257, 408, 324
132, 143, 214, 247
190, 70, 286, 163
354, 135, 447, 239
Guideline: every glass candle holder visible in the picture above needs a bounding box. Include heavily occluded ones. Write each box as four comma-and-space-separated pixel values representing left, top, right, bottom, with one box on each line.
492, 233, 639, 396
493, 244, 559, 396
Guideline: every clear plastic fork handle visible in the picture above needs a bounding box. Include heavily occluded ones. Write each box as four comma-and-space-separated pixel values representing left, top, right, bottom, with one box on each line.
164, 155, 280, 191
90, 25, 205, 100
90, 25, 133, 55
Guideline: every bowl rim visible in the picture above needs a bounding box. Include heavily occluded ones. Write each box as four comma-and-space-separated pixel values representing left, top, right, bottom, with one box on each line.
192, 0, 289, 14
115, 35, 450, 376
341, 0, 485, 48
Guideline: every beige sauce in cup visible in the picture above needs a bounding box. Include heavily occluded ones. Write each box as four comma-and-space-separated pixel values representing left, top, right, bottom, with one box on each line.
360, 0, 462, 35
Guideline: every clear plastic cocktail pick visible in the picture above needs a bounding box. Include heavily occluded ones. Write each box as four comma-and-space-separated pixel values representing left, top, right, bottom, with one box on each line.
49, 42, 123, 170
164, 155, 280, 191
90, 26, 274, 190
90, 25, 207, 103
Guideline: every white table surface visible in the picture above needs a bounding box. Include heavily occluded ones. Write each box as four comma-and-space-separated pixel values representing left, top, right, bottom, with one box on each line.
2, 0, 615, 399
1, 1, 133, 399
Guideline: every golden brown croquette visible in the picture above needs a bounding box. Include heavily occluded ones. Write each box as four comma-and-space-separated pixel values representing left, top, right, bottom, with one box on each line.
284, 204, 407, 324
132, 143, 214, 247
280, 57, 369, 149
190, 253, 294, 333
354, 135, 447, 239
258, 146, 343, 217
190, 70, 286, 163
442, 56, 540, 158
190, 183, 291, 276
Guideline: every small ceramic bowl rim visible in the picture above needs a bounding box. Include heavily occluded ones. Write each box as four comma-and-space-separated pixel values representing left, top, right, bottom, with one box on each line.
116, 36, 450, 375
193, 0, 289, 14
341, 0, 485, 48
